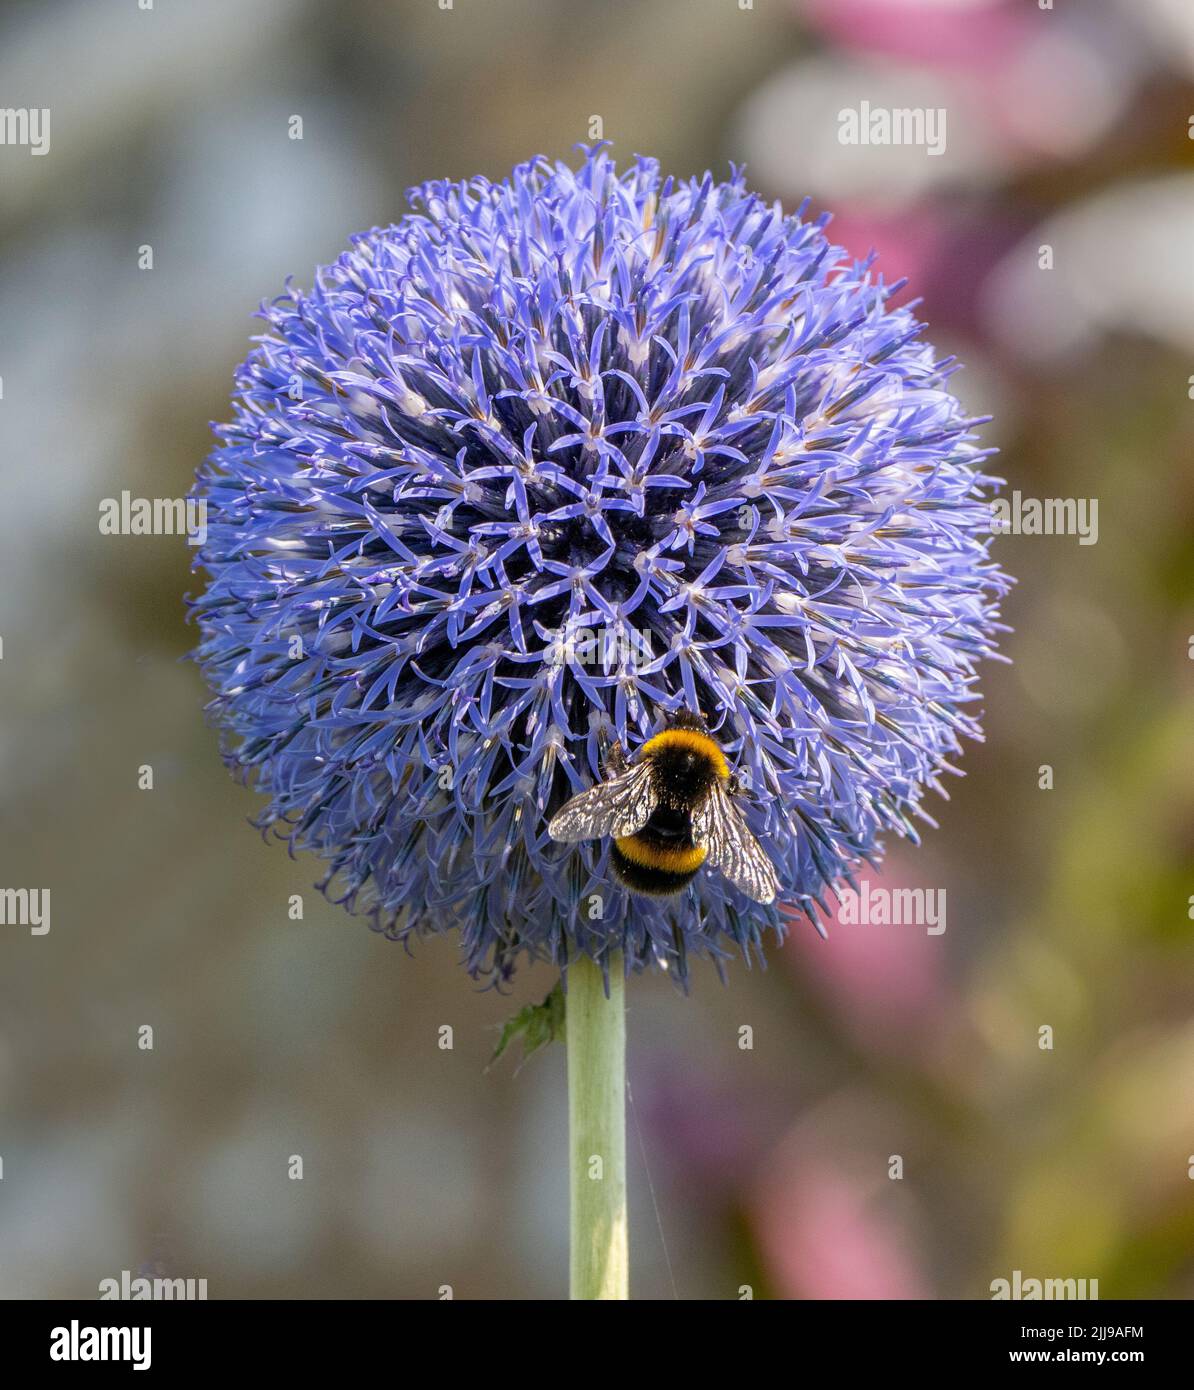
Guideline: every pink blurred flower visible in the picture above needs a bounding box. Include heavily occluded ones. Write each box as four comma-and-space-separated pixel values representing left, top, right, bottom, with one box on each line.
827, 204, 1023, 336
784, 856, 949, 1042
752, 1122, 930, 1298
801, 0, 1029, 70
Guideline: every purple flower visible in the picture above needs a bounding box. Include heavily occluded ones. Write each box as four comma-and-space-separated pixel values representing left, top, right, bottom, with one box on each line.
189, 145, 1009, 984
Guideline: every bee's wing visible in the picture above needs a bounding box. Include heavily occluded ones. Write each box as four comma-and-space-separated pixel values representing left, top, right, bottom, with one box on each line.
547, 760, 658, 843
692, 782, 780, 904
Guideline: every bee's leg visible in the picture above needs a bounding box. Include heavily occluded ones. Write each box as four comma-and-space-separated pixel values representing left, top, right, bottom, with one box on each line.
727, 772, 741, 797
603, 739, 629, 777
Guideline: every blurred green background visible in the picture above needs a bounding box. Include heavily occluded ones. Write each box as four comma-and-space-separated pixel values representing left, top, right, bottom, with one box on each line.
1, 0, 1192, 1299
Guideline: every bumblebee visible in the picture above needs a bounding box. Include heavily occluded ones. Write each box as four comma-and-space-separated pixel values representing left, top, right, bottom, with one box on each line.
547, 711, 780, 904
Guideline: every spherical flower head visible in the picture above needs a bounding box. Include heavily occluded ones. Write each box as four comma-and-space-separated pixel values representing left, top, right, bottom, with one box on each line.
189, 145, 1010, 985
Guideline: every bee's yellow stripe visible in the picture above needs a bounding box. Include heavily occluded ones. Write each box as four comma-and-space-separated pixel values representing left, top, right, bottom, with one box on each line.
615, 835, 707, 874
639, 727, 729, 779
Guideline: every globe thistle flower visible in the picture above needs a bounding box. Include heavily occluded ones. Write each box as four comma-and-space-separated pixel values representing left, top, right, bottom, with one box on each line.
189, 144, 1009, 987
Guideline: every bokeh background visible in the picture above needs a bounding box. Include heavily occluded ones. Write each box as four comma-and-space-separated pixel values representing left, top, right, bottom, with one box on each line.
2, 0, 1193, 1299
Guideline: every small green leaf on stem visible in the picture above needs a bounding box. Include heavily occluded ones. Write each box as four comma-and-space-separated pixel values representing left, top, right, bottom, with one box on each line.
488, 982, 565, 1071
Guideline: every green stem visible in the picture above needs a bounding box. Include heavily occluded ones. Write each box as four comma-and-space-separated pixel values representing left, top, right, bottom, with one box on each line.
567, 952, 627, 1300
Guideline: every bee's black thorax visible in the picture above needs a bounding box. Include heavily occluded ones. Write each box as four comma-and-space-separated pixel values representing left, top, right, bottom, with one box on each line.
642, 737, 723, 812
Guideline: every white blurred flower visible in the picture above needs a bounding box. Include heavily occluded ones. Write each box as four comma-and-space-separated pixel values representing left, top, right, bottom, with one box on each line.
733, 14, 1141, 210
733, 56, 987, 210
982, 176, 1194, 361
1121, 0, 1194, 79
